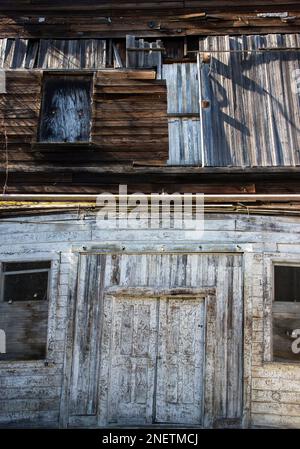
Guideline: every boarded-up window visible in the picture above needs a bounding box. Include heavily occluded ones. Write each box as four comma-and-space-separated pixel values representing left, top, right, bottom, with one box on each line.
0, 261, 51, 361
39, 75, 92, 143
273, 265, 300, 363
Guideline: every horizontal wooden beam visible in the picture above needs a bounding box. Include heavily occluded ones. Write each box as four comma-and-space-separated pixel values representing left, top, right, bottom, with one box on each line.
3, 164, 300, 174
1, 9, 300, 38
1, 1, 300, 13
1, 194, 300, 202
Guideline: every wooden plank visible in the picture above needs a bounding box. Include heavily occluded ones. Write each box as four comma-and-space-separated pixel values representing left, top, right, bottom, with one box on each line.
69, 255, 106, 416
162, 63, 201, 165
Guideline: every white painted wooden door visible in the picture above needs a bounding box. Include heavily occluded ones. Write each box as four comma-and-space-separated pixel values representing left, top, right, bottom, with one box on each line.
155, 298, 205, 424
103, 294, 205, 425
106, 297, 158, 424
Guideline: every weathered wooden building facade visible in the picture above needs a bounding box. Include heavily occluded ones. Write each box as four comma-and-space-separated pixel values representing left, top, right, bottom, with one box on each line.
1, 1, 300, 429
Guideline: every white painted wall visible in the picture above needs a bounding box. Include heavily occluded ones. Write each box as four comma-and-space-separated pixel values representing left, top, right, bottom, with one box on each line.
0, 212, 299, 428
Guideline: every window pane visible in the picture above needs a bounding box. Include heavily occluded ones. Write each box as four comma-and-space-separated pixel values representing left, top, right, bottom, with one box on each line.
273, 313, 300, 363
0, 300, 49, 361
3, 271, 49, 302
273, 265, 300, 363
3, 261, 51, 272
39, 76, 92, 143
0, 261, 51, 361
274, 265, 300, 302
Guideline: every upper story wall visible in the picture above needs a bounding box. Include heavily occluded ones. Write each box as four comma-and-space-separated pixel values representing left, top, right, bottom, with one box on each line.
1, 33, 300, 169
1, 32, 300, 193
0, 68, 169, 168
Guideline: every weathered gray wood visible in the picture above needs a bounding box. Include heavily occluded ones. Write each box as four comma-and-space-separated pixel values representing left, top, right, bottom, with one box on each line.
0, 300, 49, 361
39, 76, 92, 143
105, 295, 157, 425
0, 38, 106, 69
199, 34, 300, 167
155, 297, 205, 424
69, 254, 106, 416
66, 252, 243, 427
162, 63, 201, 165
126, 35, 163, 73
38, 39, 106, 69
2, 213, 300, 428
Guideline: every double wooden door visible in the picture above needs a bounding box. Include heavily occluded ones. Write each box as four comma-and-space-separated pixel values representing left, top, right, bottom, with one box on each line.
102, 293, 205, 425
65, 253, 243, 427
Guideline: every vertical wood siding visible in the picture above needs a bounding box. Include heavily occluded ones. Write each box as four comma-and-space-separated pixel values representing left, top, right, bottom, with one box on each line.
199, 34, 300, 167
38, 40, 106, 69
0, 39, 38, 69
162, 63, 201, 165
164, 34, 300, 167
0, 39, 106, 69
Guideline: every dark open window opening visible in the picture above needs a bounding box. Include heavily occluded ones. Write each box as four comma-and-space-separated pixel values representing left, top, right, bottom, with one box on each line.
2, 261, 50, 302
273, 265, 300, 363
39, 75, 92, 143
274, 265, 300, 303
0, 261, 51, 361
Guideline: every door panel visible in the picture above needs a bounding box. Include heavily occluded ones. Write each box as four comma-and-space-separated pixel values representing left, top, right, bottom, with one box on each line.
155, 298, 205, 424
106, 297, 158, 425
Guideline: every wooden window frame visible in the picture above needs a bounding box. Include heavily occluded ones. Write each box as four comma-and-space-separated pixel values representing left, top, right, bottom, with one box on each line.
0, 264, 51, 303
0, 259, 54, 363
38, 71, 95, 145
264, 257, 300, 364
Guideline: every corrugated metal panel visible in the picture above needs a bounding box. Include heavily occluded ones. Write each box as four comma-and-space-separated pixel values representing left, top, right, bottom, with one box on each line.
199, 34, 300, 167
162, 63, 202, 166
0, 39, 106, 69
